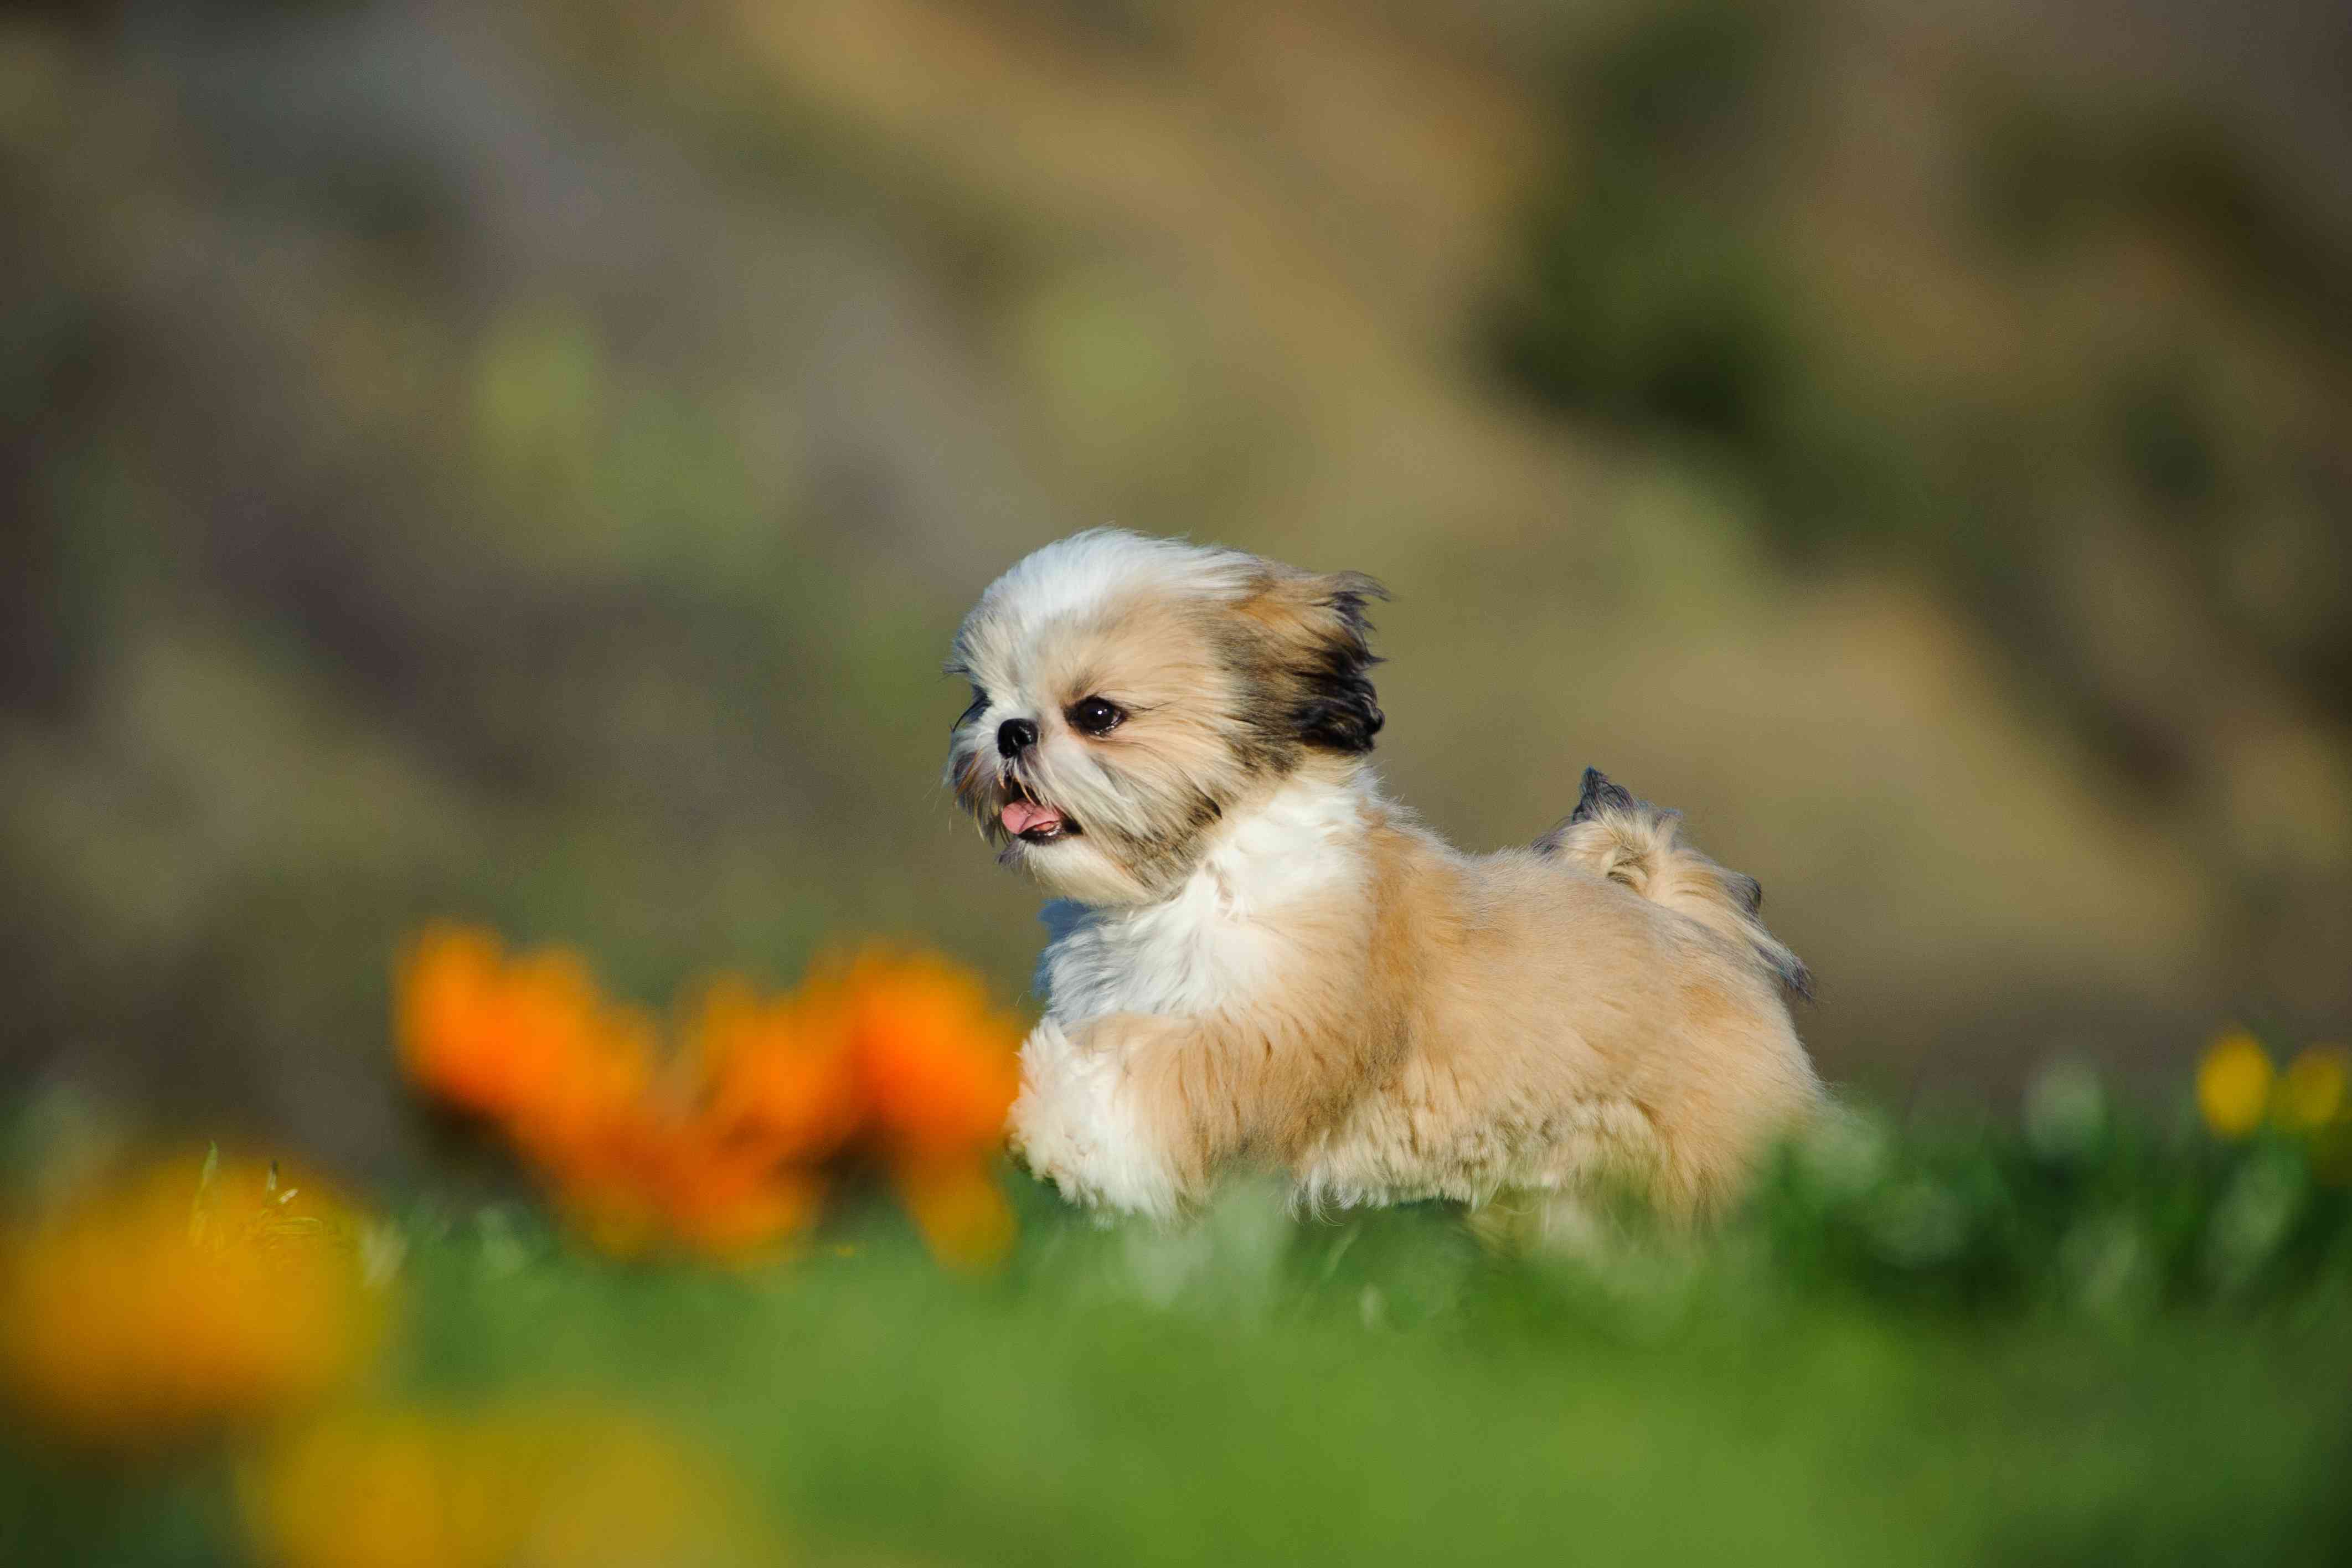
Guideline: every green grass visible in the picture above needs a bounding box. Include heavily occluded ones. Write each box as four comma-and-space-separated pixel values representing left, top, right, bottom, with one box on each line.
7, 1096, 2352, 1566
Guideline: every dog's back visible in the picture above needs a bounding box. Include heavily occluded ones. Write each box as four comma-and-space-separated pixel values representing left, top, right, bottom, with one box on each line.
1298, 774, 1820, 1225
1536, 768, 1812, 1004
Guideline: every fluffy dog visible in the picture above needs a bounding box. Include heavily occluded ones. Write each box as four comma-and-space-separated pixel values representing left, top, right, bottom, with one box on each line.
943, 530, 1822, 1223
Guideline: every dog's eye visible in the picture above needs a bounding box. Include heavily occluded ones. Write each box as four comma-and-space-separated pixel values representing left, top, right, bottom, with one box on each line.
1066, 695, 1125, 736
957, 687, 988, 729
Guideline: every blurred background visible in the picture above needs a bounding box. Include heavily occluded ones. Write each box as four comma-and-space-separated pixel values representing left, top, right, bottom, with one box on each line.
4, 0, 2348, 1183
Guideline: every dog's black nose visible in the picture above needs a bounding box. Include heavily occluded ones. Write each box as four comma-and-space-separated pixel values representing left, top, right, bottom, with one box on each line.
997, 717, 1039, 757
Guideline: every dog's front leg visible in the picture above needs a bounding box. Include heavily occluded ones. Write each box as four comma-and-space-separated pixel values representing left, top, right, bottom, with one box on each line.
1009, 1013, 1204, 1220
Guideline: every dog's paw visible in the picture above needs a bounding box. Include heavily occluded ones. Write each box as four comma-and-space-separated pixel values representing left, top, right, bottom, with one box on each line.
1010, 1017, 1182, 1219
1008, 1019, 1096, 1194
1020, 1015, 1080, 1075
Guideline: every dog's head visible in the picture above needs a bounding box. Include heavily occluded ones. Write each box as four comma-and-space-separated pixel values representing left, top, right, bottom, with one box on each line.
943, 530, 1384, 904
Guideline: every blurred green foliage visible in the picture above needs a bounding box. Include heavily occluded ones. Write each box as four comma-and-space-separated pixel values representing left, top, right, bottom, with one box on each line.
6, 1074, 2350, 1565
1495, 0, 2352, 744
1500, 2, 1802, 451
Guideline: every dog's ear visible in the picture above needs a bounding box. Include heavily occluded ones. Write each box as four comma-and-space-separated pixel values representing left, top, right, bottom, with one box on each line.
1242, 569, 1387, 754
1778, 953, 1815, 1003
1569, 767, 1637, 823
1725, 871, 1763, 915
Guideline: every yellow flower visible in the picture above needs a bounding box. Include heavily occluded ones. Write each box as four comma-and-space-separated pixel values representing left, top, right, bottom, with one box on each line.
2196, 1030, 2273, 1139
243, 1402, 781, 1568
1, 1151, 383, 1448
2275, 1046, 2349, 1132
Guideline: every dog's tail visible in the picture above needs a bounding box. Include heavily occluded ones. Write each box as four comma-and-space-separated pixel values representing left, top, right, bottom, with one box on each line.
1535, 768, 1813, 1002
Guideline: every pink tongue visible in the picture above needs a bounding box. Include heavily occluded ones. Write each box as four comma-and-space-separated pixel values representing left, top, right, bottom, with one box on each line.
1002, 799, 1065, 836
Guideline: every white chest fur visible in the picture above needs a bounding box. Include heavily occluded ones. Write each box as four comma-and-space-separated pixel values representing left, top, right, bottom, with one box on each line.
1036, 776, 1368, 1024
1010, 776, 1373, 1218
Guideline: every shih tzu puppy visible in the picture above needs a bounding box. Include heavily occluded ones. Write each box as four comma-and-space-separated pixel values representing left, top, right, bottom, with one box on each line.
944, 530, 1823, 1225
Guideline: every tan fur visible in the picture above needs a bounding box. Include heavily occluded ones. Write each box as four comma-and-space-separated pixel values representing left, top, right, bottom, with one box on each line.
946, 532, 1824, 1229
1537, 777, 1814, 1005
1043, 766, 1822, 1226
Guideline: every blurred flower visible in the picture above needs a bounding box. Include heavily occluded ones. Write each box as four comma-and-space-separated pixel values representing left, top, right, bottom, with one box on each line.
244, 1401, 780, 1568
398, 929, 1022, 1266
2202, 1148, 2307, 1293
550, 1103, 827, 1265
1863, 1177, 1969, 1269
2196, 1030, 2273, 1139
1, 1150, 383, 1448
2023, 1059, 2107, 1162
2057, 1211, 2153, 1321
690, 974, 864, 1168
894, 1157, 1017, 1271
821, 950, 1024, 1161
2273, 1046, 2348, 1133
398, 926, 648, 1127
1793, 1105, 1894, 1201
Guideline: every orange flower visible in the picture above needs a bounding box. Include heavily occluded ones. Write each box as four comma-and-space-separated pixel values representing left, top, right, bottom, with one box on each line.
1, 1151, 383, 1448
894, 1156, 1017, 1271
656, 1144, 827, 1262
398, 926, 641, 1125
540, 1097, 827, 1265
244, 1401, 781, 1568
502, 1004, 663, 1177
823, 949, 1022, 1161
397, 927, 1024, 1266
691, 975, 864, 1167
528, 1095, 690, 1261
